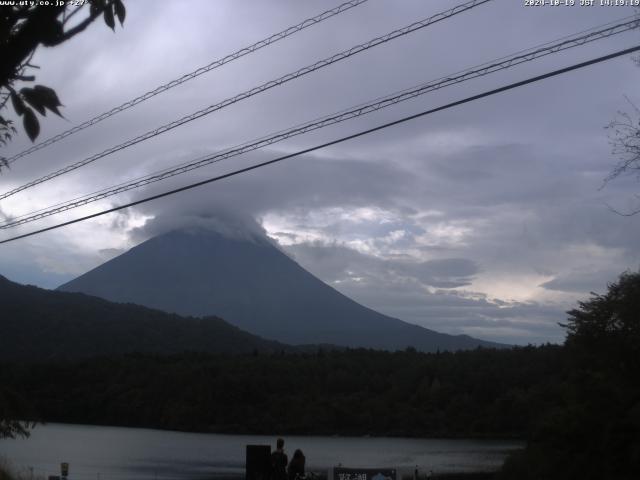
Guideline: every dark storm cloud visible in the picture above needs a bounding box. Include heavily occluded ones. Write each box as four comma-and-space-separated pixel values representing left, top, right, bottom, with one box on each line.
306, 263, 570, 345
129, 208, 268, 245
128, 150, 416, 225
285, 241, 478, 289
411, 258, 478, 288
539, 266, 625, 293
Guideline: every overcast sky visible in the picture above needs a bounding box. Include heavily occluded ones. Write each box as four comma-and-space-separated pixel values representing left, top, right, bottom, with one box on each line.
1, 0, 639, 345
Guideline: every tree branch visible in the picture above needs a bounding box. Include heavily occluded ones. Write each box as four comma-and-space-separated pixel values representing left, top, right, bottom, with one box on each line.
48, 5, 108, 46
62, 5, 84, 26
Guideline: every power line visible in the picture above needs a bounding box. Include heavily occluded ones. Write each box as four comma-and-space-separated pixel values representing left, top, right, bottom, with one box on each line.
0, 0, 492, 201
3, 0, 371, 165
1, 44, 638, 246
3, 16, 635, 227
3, 17, 637, 229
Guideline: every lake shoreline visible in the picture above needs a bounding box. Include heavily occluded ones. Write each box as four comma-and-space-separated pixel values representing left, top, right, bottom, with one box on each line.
0, 423, 520, 480
29, 419, 525, 442
195, 473, 498, 480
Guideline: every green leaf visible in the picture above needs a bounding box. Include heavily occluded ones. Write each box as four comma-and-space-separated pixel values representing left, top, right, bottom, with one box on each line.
114, 0, 126, 25
90, 0, 102, 17
34, 85, 63, 117
104, 6, 115, 30
20, 88, 47, 116
10, 92, 25, 116
20, 86, 64, 117
23, 108, 40, 142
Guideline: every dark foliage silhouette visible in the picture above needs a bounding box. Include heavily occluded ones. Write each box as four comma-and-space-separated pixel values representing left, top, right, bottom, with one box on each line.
0, 0, 125, 156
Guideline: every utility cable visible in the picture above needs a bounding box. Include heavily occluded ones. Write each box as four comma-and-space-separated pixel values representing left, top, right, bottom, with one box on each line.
1, 44, 638, 245
3, 0, 371, 165
2, 17, 637, 229
0, 0, 492, 201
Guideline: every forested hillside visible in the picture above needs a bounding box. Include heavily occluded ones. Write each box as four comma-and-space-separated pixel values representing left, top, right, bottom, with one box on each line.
0, 275, 285, 360
1, 346, 563, 437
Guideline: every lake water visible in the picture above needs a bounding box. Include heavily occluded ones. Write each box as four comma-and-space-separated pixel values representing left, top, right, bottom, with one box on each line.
0, 424, 522, 480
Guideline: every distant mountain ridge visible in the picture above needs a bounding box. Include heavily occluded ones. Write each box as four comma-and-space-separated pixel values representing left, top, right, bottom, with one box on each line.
59, 227, 505, 352
0, 274, 286, 361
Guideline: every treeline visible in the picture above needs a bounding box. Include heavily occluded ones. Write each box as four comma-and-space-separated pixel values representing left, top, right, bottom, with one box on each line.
498, 272, 640, 480
1, 346, 564, 438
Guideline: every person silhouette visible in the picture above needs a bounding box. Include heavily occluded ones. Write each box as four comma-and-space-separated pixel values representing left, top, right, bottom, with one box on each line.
288, 449, 306, 480
271, 438, 288, 480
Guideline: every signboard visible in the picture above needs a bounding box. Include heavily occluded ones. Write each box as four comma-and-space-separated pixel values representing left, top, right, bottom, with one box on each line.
246, 445, 271, 480
334, 467, 396, 480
